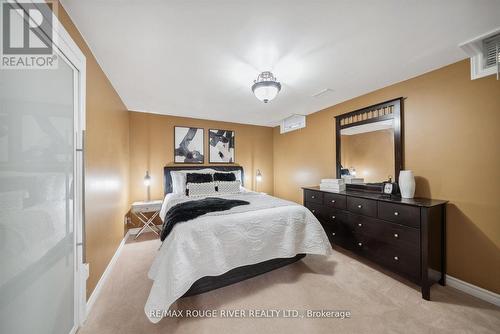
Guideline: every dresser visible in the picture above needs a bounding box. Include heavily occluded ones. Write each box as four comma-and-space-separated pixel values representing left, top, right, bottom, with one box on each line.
303, 186, 447, 300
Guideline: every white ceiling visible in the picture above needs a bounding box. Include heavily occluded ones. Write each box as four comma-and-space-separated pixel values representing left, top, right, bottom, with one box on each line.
60, 0, 500, 127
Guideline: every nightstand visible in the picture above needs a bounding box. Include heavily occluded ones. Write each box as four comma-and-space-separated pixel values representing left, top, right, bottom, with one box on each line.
131, 200, 163, 239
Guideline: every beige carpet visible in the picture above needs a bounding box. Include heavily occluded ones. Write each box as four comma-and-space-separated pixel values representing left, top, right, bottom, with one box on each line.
79, 232, 499, 334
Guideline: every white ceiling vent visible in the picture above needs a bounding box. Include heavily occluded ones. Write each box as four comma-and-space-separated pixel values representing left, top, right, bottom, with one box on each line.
460, 28, 500, 80
312, 88, 334, 98
280, 114, 306, 134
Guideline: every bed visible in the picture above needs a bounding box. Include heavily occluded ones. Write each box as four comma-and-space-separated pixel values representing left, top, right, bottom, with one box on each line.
144, 166, 332, 323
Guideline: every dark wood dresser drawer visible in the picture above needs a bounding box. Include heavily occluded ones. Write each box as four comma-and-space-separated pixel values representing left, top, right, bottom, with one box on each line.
304, 202, 324, 220
330, 211, 354, 249
374, 221, 419, 250
323, 193, 347, 209
348, 213, 419, 249
351, 234, 420, 282
325, 208, 348, 226
347, 197, 377, 217
322, 223, 336, 243
377, 245, 420, 282
304, 189, 323, 204
378, 202, 420, 228
348, 213, 378, 235
331, 226, 354, 250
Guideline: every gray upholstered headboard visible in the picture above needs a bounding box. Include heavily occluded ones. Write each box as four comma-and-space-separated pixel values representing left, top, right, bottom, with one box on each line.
163, 165, 244, 195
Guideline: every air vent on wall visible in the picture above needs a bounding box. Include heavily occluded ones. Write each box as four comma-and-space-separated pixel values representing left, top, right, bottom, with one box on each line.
460, 28, 500, 80
280, 114, 306, 134
483, 34, 500, 68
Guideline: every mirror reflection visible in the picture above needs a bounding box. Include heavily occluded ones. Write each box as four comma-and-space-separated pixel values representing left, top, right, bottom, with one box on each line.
340, 119, 395, 184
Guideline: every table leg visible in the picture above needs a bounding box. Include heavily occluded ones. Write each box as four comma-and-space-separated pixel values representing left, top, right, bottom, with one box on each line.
141, 211, 160, 234
134, 211, 160, 239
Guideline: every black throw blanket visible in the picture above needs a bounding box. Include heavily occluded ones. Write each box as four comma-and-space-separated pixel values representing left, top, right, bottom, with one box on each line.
160, 197, 250, 241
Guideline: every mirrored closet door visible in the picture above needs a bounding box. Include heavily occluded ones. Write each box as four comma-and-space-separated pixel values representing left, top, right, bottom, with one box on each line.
0, 3, 85, 334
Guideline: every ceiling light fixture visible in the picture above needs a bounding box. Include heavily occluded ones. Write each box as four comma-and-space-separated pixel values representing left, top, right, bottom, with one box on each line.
251, 71, 281, 103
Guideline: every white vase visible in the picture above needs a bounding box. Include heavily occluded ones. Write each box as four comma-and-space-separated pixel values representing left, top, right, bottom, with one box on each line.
399, 170, 415, 199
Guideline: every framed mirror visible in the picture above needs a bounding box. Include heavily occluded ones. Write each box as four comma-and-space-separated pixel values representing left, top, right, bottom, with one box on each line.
335, 98, 403, 192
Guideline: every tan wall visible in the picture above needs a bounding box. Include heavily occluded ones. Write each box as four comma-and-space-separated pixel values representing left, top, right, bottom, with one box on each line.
57, 6, 130, 299
273, 60, 500, 293
341, 129, 395, 183
129, 112, 274, 219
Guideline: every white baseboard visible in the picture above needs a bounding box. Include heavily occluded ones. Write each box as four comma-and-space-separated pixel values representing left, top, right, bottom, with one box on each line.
85, 230, 130, 317
446, 275, 500, 307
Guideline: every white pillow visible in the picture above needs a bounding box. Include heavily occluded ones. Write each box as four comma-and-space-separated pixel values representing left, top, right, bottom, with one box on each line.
216, 180, 242, 194
170, 169, 216, 195
170, 171, 186, 195
187, 182, 217, 197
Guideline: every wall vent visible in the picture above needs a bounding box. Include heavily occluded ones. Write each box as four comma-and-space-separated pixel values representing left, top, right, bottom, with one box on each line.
483, 34, 500, 68
460, 28, 500, 80
280, 114, 306, 134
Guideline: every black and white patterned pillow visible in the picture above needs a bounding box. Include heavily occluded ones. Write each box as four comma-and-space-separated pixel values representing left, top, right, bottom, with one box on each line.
216, 180, 241, 194
186, 182, 217, 197
185, 173, 214, 195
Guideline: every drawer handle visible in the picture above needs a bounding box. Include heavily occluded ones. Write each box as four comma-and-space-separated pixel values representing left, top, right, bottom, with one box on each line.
332, 216, 336, 220
394, 256, 399, 261
331, 200, 336, 203
394, 233, 399, 238
394, 211, 399, 216
358, 223, 362, 227
357, 242, 363, 247
357, 204, 362, 209
311, 195, 315, 199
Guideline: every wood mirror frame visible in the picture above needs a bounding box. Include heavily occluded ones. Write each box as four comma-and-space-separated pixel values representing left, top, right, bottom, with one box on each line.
335, 97, 403, 192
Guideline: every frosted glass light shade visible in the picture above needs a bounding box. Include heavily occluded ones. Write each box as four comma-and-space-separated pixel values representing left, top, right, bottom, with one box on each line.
144, 171, 151, 186
251, 71, 281, 103
252, 81, 281, 103
256, 169, 263, 182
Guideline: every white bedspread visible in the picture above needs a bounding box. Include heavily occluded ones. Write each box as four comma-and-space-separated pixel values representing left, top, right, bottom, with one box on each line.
145, 191, 332, 323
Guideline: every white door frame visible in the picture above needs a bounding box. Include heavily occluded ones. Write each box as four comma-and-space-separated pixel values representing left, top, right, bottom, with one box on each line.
14, 1, 87, 331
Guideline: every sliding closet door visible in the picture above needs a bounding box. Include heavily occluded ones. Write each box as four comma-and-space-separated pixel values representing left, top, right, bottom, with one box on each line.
0, 51, 78, 333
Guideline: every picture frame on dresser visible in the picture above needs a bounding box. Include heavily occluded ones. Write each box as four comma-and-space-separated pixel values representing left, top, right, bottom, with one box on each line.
174, 126, 204, 163
209, 129, 235, 163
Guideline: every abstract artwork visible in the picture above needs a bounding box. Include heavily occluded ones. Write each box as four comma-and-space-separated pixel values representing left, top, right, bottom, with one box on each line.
209, 129, 235, 163
174, 126, 204, 163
